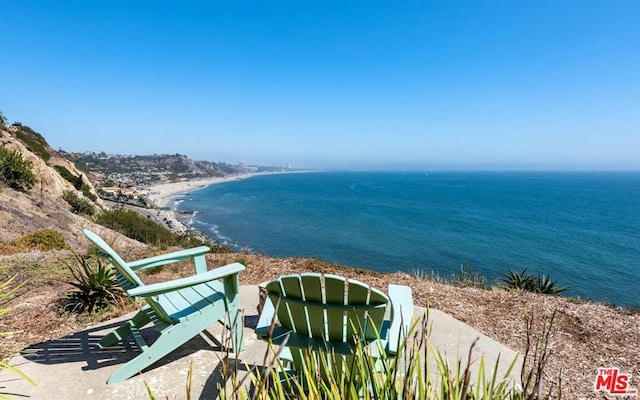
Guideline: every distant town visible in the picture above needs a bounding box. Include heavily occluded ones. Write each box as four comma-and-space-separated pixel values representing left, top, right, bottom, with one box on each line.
60, 151, 307, 208
62, 151, 303, 187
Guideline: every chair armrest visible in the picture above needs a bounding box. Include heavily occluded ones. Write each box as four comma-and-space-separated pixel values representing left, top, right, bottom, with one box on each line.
386, 284, 414, 354
128, 262, 244, 298
127, 246, 211, 272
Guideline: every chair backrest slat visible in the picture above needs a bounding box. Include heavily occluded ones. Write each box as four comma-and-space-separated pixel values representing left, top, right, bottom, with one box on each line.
324, 274, 346, 304
300, 274, 325, 338
346, 280, 369, 306
83, 229, 174, 324
280, 275, 309, 336
300, 274, 323, 302
323, 275, 346, 341
266, 273, 389, 344
266, 279, 296, 335
83, 229, 144, 288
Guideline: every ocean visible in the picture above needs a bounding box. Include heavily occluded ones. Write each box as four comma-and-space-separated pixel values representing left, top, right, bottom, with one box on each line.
175, 171, 640, 308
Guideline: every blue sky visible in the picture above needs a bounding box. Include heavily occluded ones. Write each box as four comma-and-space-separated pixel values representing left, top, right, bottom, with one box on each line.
1, 1, 638, 170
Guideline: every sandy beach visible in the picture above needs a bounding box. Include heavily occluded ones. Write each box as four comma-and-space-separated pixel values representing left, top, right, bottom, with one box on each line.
143, 174, 258, 208
140, 170, 311, 234
140, 173, 260, 234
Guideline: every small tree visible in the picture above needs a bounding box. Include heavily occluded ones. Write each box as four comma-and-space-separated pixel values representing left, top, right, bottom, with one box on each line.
0, 111, 7, 127
62, 190, 96, 216
0, 146, 37, 191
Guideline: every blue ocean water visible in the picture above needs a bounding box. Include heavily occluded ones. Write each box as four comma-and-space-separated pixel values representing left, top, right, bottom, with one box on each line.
176, 171, 640, 308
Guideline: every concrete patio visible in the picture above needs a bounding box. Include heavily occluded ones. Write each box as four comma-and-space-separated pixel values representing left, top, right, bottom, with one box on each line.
0, 285, 521, 399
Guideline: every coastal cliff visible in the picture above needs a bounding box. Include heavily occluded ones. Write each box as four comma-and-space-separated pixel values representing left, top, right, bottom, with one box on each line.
0, 124, 122, 247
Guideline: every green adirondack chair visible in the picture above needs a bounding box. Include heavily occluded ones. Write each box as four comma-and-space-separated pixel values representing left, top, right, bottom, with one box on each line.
83, 229, 245, 384
255, 273, 413, 376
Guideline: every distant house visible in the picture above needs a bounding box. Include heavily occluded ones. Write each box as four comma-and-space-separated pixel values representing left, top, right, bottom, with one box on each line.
101, 187, 139, 198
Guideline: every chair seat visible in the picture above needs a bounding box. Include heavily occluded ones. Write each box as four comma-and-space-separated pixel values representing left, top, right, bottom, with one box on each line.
158, 280, 226, 321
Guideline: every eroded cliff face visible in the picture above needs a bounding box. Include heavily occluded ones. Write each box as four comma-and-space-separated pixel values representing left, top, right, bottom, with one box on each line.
1, 126, 103, 202
2, 127, 71, 199
0, 125, 131, 249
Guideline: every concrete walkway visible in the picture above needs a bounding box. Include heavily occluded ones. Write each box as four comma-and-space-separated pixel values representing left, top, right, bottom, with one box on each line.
0, 285, 520, 399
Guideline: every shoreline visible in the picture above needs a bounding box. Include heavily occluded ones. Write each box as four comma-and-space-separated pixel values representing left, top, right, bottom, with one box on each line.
141, 171, 309, 234
143, 173, 258, 209
140, 173, 258, 234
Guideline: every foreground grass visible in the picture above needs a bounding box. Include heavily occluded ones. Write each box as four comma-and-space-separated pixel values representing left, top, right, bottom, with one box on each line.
0, 276, 36, 398
146, 308, 559, 399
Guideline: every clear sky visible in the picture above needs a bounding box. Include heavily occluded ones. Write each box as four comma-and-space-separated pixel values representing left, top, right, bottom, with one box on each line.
1, 1, 639, 170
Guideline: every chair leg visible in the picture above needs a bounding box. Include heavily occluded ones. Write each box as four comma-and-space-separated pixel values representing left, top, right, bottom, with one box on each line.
106, 327, 188, 384
106, 312, 227, 383
98, 310, 151, 349
220, 279, 245, 353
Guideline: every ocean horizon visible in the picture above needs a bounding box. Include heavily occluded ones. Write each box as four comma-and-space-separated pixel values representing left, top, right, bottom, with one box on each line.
175, 171, 640, 308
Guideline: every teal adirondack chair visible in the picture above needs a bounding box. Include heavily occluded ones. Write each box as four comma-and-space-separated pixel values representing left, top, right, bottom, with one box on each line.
255, 273, 413, 376
83, 229, 245, 384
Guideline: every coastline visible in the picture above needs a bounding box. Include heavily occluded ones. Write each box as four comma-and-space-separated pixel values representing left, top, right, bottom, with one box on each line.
141, 172, 291, 234
139, 171, 639, 309
143, 174, 257, 208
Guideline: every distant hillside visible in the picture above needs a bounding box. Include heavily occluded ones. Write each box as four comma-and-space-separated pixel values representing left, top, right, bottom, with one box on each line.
61, 151, 244, 187
60, 152, 303, 188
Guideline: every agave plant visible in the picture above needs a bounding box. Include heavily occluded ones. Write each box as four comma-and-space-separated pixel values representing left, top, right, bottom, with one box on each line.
535, 273, 568, 295
62, 254, 125, 314
501, 268, 535, 292
501, 268, 568, 295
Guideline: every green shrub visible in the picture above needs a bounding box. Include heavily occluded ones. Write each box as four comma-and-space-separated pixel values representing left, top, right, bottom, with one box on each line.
54, 165, 96, 201
174, 231, 231, 253
61, 254, 125, 314
12, 229, 69, 251
0, 146, 36, 191
451, 262, 487, 289
81, 184, 97, 201
95, 208, 230, 252
501, 268, 568, 295
62, 190, 96, 216
414, 262, 487, 290
54, 165, 84, 190
534, 274, 568, 295
11, 123, 51, 162
96, 208, 175, 246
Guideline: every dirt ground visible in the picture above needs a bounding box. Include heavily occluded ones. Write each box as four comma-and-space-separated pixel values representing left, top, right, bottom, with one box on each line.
1, 250, 638, 399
